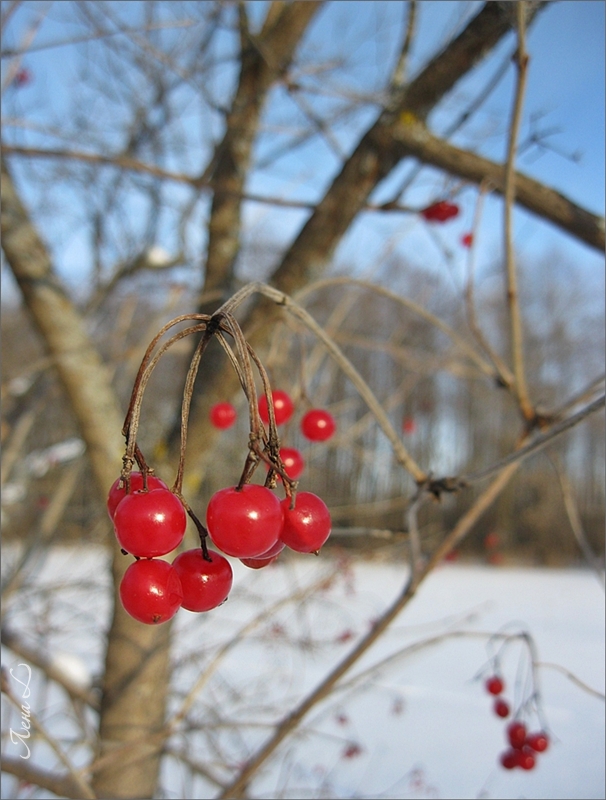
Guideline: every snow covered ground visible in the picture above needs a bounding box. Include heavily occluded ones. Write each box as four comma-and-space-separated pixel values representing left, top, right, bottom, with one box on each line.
2, 546, 604, 799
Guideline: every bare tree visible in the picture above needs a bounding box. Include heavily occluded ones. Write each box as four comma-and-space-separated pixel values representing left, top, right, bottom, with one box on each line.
1, 2, 604, 798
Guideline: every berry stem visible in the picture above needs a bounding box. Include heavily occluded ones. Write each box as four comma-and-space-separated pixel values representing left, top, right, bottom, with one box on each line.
179, 497, 211, 562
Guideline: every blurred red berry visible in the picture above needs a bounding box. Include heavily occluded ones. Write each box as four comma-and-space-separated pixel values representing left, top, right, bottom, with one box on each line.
461, 232, 474, 248
485, 675, 504, 695
507, 721, 527, 749
258, 390, 294, 426
279, 447, 305, 480
500, 749, 519, 770
484, 531, 500, 550
526, 731, 549, 752
421, 200, 459, 223
517, 746, 536, 770
402, 416, 416, 435
13, 68, 32, 87
210, 402, 237, 429
301, 409, 336, 441
342, 742, 362, 759
494, 698, 510, 718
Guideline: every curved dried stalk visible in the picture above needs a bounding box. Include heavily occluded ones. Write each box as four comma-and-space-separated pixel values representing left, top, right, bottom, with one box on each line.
295, 276, 498, 381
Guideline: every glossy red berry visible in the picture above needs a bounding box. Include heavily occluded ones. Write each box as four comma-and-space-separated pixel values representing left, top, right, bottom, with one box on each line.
280, 447, 305, 480
207, 484, 283, 558
113, 488, 186, 557
526, 731, 549, 752
280, 492, 331, 553
507, 721, 527, 749
500, 749, 519, 770
485, 675, 504, 695
421, 200, 459, 223
301, 409, 336, 442
210, 402, 237, 430
172, 548, 233, 612
107, 472, 168, 519
494, 698, 510, 718
240, 554, 280, 569
258, 390, 294, 426
239, 538, 285, 568
119, 559, 183, 624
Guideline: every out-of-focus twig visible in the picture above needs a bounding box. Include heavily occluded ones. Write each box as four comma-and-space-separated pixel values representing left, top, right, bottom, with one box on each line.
550, 454, 605, 588
503, 2, 533, 421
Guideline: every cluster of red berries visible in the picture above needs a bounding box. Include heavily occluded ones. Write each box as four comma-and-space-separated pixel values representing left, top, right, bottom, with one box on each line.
421, 200, 459, 223
484, 675, 549, 771
107, 469, 332, 625
210, 390, 336, 481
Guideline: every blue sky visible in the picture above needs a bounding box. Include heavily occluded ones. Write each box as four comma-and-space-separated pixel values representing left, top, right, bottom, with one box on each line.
1, 1, 604, 302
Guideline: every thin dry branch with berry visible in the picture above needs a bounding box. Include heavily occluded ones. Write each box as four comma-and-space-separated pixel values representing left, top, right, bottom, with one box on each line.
107, 299, 332, 624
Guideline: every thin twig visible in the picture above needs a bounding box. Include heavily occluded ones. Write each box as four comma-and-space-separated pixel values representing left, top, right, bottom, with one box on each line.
549, 454, 605, 588
461, 395, 605, 485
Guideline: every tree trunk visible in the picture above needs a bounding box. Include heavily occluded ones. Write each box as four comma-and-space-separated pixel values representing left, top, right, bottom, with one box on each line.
1, 155, 171, 799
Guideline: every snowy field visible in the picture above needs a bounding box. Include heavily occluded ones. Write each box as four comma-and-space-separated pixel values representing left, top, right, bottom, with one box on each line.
2, 545, 604, 799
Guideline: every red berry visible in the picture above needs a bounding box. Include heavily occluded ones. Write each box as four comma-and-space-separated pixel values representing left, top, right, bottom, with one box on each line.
119, 559, 183, 624
484, 531, 500, 550
113, 488, 186, 557
239, 538, 285, 568
172, 548, 233, 612
280, 447, 305, 480
301, 409, 336, 442
500, 749, 519, 770
526, 731, 549, 752
342, 742, 362, 759
280, 492, 331, 553
485, 675, 504, 695
461, 232, 474, 248
210, 402, 237, 430
207, 484, 283, 558
252, 539, 286, 559
107, 472, 168, 519
507, 720, 527, 749
258, 390, 294, 426
402, 417, 416, 435
240, 554, 279, 569
494, 698, 510, 718
421, 200, 459, 223
517, 746, 536, 770
13, 68, 32, 87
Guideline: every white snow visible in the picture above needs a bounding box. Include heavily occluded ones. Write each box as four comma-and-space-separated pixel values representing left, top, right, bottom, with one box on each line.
1, 547, 604, 799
